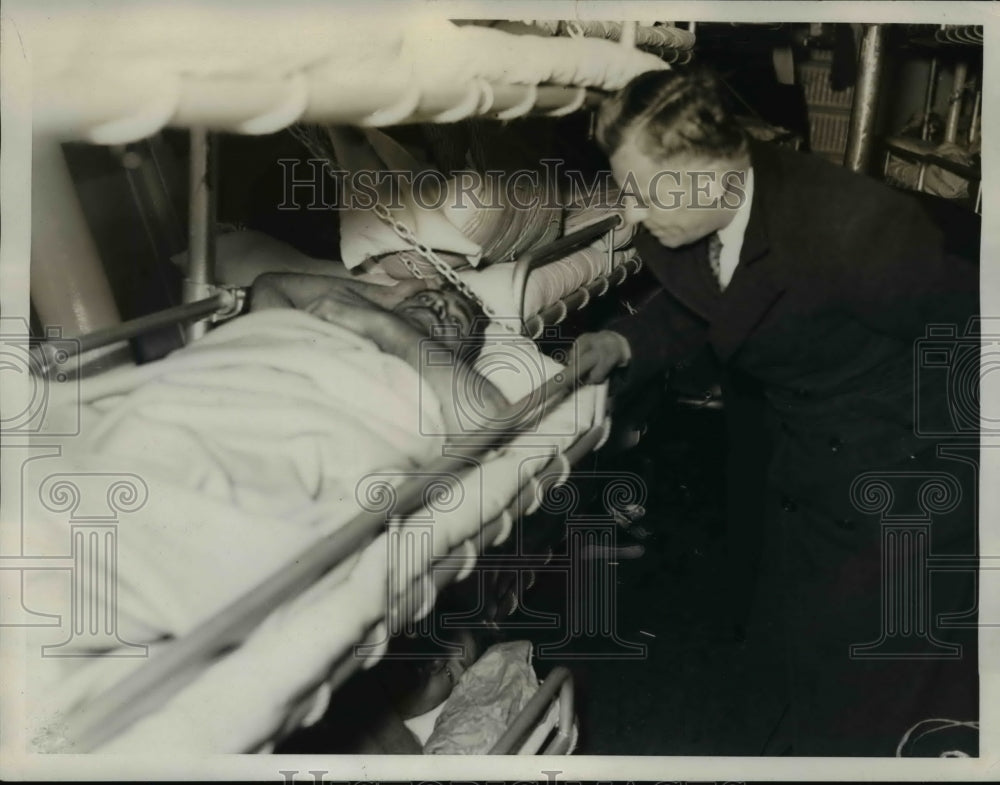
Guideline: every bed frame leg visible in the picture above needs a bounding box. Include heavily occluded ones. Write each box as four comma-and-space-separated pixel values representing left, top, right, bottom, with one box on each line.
844, 24, 885, 173
184, 128, 218, 343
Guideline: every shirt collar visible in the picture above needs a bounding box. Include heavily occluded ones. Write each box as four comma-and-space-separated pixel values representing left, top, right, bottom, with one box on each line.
716, 166, 754, 250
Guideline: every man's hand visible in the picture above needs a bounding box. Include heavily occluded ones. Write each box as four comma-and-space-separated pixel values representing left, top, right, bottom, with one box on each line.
570, 330, 632, 385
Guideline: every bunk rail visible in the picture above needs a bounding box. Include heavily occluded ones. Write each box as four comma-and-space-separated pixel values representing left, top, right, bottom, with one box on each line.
29, 293, 236, 368
882, 137, 982, 214
522, 255, 642, 339
510, 20, 696, 58
56, 347, 605, 753
489, 666, 575, 755
511, 214, 623, 328
18, 7, 680, 753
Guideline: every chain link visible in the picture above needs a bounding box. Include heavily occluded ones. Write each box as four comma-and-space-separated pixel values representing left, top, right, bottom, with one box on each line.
397, 252, 426, 280
371, 202, 522, 336
292, 123, 522, 335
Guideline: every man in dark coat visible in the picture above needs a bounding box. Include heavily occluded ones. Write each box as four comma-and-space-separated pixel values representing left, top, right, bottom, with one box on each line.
574, 68, 979, 756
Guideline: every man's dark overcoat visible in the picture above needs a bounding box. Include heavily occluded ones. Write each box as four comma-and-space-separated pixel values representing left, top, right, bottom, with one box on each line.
611, 140, 980, 756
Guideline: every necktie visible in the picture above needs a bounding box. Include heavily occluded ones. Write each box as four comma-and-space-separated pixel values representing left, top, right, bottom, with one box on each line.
708, 232, 724, 290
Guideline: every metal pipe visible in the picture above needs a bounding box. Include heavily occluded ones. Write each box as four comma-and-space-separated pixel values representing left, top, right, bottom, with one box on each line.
921, 57, 938, 141
968, 88, 981, 145
392, 422, 606, 632
944, 61, 968, 144
844, 24, 884, 173
489, 666, 574, 754
57, 349, 604, 752
543, 672, 577, 755
31, 295, 226, 370
302, 418, 610, 698
184, 128, 217, 342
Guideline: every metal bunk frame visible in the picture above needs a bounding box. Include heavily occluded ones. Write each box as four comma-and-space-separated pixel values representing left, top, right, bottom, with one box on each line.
28, 6, 684, 340
843, 23, 982, 216
882, 138, 982, 214
27, 13, 686, 754
879, 25, 983, 214
56, 346, 606, 752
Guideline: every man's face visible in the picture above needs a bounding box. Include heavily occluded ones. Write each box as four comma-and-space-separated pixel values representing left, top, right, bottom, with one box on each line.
609, 134, 745, 249
393, 288, 477, 344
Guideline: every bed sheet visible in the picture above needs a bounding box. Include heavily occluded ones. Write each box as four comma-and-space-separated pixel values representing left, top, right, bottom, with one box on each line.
23, 309, 603, 752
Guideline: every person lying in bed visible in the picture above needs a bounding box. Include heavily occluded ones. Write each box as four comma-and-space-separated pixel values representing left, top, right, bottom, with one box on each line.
247, 272, 508, 434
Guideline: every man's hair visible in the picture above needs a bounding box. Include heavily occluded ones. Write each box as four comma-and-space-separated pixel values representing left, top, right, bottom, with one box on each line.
596, 67, 748, 162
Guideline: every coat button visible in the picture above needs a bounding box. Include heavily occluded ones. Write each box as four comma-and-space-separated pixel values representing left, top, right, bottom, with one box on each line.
836, 518, 856, 531
781, 495, 797, 513
829, 436, 843, 453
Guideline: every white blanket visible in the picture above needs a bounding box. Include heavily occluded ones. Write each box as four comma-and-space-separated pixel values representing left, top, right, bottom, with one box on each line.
22, 309, 601, 752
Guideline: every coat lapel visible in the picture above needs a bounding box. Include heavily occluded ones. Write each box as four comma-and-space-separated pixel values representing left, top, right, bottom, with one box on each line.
634, 230, 719, 321
707, 145, 786, 362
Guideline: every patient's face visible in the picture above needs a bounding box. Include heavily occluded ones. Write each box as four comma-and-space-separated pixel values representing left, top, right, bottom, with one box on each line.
393, 289, 477, 343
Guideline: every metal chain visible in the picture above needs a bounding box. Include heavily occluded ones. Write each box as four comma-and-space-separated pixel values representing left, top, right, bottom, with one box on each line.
292, 122, 521, 335
371, 202, 522, 335
397, 252, 427, 280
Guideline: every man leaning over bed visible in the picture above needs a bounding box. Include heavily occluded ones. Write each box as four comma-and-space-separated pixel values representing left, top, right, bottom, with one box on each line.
572, 66, 980, 757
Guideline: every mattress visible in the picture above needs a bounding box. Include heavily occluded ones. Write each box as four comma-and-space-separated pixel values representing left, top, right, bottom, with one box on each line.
21, 308, 606, 752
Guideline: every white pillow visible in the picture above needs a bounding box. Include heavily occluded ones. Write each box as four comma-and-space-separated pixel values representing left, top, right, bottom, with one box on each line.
175, 230, 398, 288
332, 128, 485, 269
